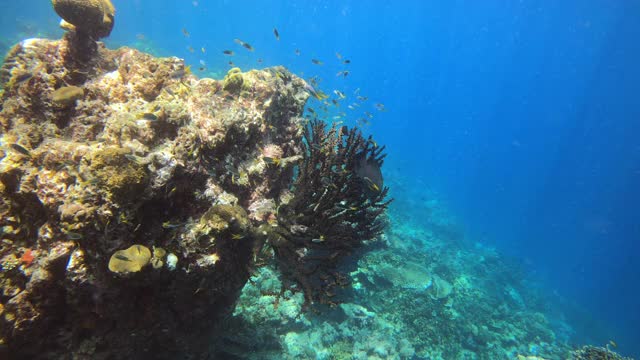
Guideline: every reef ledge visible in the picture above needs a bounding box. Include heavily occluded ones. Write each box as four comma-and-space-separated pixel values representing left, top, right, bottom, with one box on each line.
0, 34, 314, 359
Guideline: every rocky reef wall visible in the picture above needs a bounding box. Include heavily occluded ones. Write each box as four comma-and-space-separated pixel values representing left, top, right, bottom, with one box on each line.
0, 34, 312, 359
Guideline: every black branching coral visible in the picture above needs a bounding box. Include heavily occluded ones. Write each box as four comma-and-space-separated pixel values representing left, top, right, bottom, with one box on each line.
266, 119, 392, 305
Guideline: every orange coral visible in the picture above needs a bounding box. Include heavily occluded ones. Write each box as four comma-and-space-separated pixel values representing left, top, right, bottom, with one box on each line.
20, 249, 35, 267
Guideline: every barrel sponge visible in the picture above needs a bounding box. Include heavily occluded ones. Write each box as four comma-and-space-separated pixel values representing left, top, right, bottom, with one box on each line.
51, 0, 115, 38
108, 244, 151, 273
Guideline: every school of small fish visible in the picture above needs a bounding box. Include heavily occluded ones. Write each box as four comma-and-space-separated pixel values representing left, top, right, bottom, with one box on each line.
145, 23, 387, 127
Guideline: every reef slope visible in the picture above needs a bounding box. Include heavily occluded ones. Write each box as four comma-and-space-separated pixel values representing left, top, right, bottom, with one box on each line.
0, 35, 308, 359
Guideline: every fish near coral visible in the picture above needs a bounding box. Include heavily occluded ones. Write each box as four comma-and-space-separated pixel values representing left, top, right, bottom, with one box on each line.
7, 143, 32, 157
51, 86, 84, 108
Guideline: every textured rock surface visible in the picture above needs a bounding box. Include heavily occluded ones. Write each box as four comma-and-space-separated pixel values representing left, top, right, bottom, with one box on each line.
0, 35, 308, 359
51, 0, 115, 39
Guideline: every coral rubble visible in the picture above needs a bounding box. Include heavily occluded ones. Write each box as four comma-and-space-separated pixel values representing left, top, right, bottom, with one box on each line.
0, 30, 370, 358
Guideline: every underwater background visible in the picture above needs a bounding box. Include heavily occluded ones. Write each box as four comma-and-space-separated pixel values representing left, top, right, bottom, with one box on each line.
1, 0, 639, 358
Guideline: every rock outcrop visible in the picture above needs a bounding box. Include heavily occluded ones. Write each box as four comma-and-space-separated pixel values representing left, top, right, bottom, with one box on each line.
0, 35, 308, 359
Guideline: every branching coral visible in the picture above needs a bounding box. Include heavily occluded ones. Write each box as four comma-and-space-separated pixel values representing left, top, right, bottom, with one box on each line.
266, 119, 391, 305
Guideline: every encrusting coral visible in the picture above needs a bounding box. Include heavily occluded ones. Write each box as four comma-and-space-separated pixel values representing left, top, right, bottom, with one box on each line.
0, 36, 322, 360
108, 244, 151, 273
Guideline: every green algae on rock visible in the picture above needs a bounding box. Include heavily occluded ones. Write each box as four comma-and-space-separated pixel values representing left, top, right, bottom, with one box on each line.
88, 146, 149, 201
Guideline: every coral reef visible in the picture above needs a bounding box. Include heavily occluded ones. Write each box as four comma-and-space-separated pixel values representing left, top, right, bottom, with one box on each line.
0, 32, 328, 358
570, 345, 633, 360
223, 187, 625, 360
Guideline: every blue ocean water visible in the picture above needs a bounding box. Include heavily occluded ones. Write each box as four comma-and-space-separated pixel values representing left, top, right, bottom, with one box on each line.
2, 0, 639, 357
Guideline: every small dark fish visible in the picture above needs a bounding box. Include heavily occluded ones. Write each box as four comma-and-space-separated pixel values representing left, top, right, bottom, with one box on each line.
234, 38, 254, 51
162, 221, 182, 229
314, 89, 328, 100
263, 156, 281, 166
375, 103, 386, 111
115, 254, 131, 261
303, 83, 328, 101
14, 72, 33, 84
356, 96, 368, 101
64, 231, 83, 240
170, 69, 186, 79
257, 58, 263, 64
182, 28, 190, 37
343, 59, 351, 64
295, 49, 301, 56
340, 125, 349, 136
273, 27, 280, 40
331, 99, 339, 106
336, 71, 349, 78
357, 117, 370, 127
139, 112, 158, 121
8, 143, 31, 157
124, 154, 146, 164
228, 61, 235, 67
223, 50, 234, 55
307, 107, 315, 114
199, 66, 206, 71
311, 59, 323, 65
